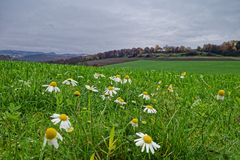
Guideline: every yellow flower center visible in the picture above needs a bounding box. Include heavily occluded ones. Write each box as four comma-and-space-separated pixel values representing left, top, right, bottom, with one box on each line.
59, 114, 68, 121
141, 120, 147, 124
45, 128, 57, 140
125, 75, 129, 79
146, 105, 153, 109
181, 72, 186, 76
116, 75, 121, 78
66, 127, 74, 133
143, 135, 153, 144
131, 118, 138, 124
143, 91, 148, 95
116, 97, 124, 103
218, 90, 225, 96
108, 86, 114, 90
74, 91, 80, 96
50, 81, 57, 87
117, 97, 121, 100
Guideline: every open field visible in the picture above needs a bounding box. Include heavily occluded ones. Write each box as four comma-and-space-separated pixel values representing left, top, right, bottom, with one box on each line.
155, 56, 240, 61
109, 60, 240, 74
84, 57, 139, 66
84, 56, 240, 67
0, 61, 240, 159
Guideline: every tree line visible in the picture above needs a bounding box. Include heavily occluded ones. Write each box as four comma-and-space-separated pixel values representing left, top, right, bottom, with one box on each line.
52, 40, 240, 64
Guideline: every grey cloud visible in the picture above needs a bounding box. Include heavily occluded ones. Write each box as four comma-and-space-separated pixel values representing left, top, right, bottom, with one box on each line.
0, 0, 240, 54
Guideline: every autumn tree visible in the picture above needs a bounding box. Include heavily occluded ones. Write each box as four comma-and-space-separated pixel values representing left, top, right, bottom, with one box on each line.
236, 41, 240, 50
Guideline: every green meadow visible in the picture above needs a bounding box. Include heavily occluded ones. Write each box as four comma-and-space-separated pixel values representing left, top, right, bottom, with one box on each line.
0, 60, 240, 159
108, 60, 240, 74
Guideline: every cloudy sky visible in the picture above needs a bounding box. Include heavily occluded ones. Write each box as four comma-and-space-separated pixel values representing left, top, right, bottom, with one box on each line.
0, 0, 240, 54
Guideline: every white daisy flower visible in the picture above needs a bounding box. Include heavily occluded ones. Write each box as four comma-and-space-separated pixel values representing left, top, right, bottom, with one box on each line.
114, 97, 127, 105
130, 118, 138, 127
217, 90, 225, 101
143, 105, 157, 114
109, 75, 122, 83
123, 75, 132, 84
43, 128, 63, 149
104, 86, 120, 97
134, 132, 160, 154
42, 81, 60, 93
157, 81, 162, 85
168, 84, 174, 92
100, 92, 112, 100
139, 91, 150, 100
100, 94, 111, 100
94, 73, 105, 79
62, 78, 78, 86
50, 114, 71, 131
180, 72, 187, 79
85, 85, 98, 92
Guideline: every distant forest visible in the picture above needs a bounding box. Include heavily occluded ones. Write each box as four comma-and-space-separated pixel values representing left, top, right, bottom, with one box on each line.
54, 40, 240, 64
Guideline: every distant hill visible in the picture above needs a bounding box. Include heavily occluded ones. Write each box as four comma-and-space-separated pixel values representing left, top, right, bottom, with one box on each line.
0, 55, 12, 60
0, 50, 83, 62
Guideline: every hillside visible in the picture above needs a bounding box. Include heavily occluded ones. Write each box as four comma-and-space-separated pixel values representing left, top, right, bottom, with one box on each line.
0, 50, 82, 62
0, 55, 12, 60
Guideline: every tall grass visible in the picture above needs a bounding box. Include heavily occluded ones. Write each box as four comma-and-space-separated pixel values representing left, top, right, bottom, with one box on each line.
0, 61, 240, 159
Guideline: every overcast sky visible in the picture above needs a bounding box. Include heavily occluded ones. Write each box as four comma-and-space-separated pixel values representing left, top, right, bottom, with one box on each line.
0, 0, 240, 54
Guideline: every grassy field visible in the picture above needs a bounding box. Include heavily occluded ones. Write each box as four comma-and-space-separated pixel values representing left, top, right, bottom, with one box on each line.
108, 60, 240, 74
1, 60, 240, 159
